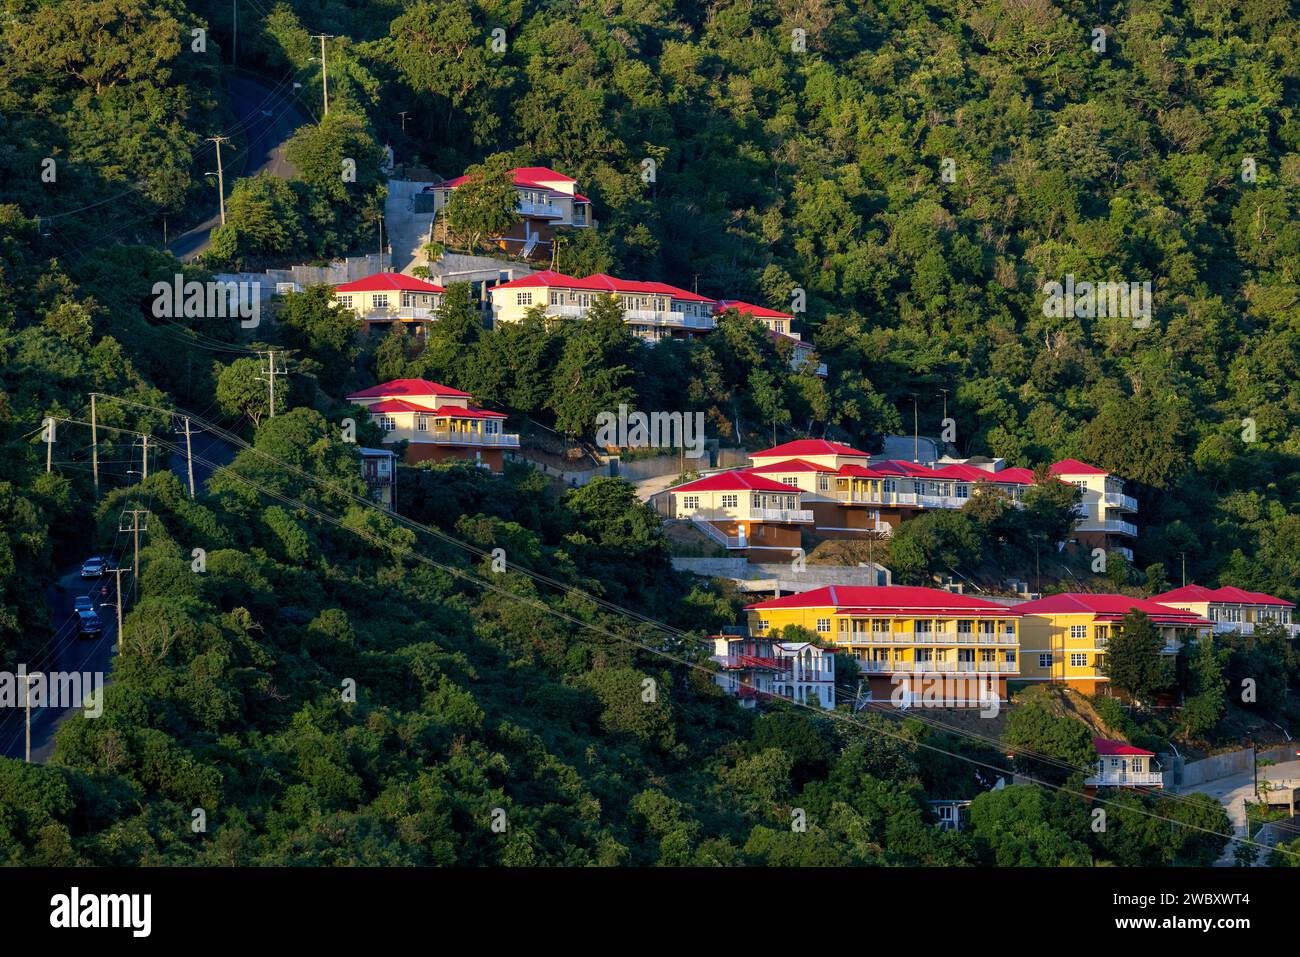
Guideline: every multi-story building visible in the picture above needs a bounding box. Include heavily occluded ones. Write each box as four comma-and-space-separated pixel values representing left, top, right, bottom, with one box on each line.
428, 166, 594, 260
710, 635, 837, 709
714, 300, 827, 377
331, 272, 446, 335
664, 471, 812, 559
1050, 459, 1138, 561
358, 447, 396, 507
1152, 585, 1297, 638
1014, 593, 1211, 695
1086, 738, 1163, 788
489, 270, 717, 342
745, 585, 1022, 706
346, 378, 520, 470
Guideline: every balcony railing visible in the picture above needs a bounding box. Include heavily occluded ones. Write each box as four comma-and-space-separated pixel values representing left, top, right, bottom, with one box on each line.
414, 430, 520, 447
1102, 492, 1138, 511
1085, 771, 1163, 787
690, 517, 744, 549
361, 306, 437, 320
719, 655, 785, 671
750, 508, 814, 523
518, 200, 561, 218
860, 660, 1016, 674
1077, 518, 1138, 536
830, 490, 920, 506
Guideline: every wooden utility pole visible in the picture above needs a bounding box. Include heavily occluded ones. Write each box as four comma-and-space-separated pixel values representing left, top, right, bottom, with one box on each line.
206, 135, 230, 225
120, 509, 148, 599
311, 35, 334, 116
45, 420, 52, 473
22, 669, 35, 763
259, 350, 285, 417
91, 394, 99, 497
180, 416, 196, 498
141, 433, 149, 481
111, 566, 126, 654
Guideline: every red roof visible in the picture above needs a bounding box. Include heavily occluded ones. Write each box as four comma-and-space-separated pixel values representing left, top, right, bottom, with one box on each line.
716, 300, 795, 320
1049, 458, 1108, 476
347, 379, 471, 400
1095, 737, 1154, 757
491, 270, 715, 303
360, 399, 504, 418
1153, 585, 1294, 608
746, 458, 838, 474
440, 166, 578, 192
1014, 593, 1211, 624
747, 586, 1020, 616
672, 472, 799, 494
753, 439, 870, 459
334, 272, 446, 294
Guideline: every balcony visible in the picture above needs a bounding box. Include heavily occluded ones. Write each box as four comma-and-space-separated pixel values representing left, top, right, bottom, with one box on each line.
414, 430, 520, 448
831, 490, 919, 507
1085, 771, 1163, 787
719, 655, 785, 672
750, 508, 814, 523
623, 309, 716, 330
860, 660, 1016, 674
1077, 518, 1138, 537
1102, 492, 1138, 512
362, 306, 437, 321
518, 200, 561, 218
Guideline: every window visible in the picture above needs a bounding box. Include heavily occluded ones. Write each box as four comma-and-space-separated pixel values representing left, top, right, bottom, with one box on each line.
818, 475, 829, 491
337, 295, 353, 309
401, 293, 413, 308
955, 484, 969, 499
517, 292, 533, 306
774, 321, 785, 334
756, 620, 769, 633
720, 494, 738, 508
372, 294, 388, 308
1004, 650, 1016, 664
377, 416, 396, 431
1070, 625, 1087, 640
682, 496, 699, 509
816, 619, 830, 633
1071, 653, 1088, 668
1038, 653, 1053, 668
782, 477, 799, 487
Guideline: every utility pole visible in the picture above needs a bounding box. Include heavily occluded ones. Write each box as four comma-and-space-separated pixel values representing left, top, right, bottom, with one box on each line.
119, 508, 149, 599
206, 135, 230, 225
311, 35, 335, 116
180, 416, 196, 498
141, 433, 149, 482
110, 566, 126, 654
1180, 552, 1187, 587
91, 393, 99, 498
232, 0, 237, 64
22, 668, 37, 763
45, 418, 52, 474
259, 350, 286, 418
397, 110, 408, 132
378, 216, 384, 271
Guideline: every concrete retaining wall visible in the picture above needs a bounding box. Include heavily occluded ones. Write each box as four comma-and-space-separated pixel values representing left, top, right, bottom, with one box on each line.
1166, 745, 1296, 789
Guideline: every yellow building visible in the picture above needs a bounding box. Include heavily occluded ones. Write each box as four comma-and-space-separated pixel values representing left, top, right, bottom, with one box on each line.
745, 585, 1021, 706
1152, 585, 1297, 638
1014, 593, 1211, 695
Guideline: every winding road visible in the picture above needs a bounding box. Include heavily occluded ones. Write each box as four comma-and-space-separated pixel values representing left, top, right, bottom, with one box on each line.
169, 73, 310, 263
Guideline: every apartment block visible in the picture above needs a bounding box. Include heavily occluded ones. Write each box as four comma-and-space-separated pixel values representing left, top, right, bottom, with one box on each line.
745, 585, 1022, 706
489, 269, 716, 342
1050, 459, 1138, 562
711, 635, 837, 709
1153, 585, 1297, 638
715, 300, 827, 377
664, 471, 812, 559
1014, 593, 1211, 695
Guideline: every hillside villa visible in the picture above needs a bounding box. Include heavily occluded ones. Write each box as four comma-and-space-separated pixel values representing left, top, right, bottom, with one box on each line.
331, 272, 446, 335
346, 378, 520, 471
711, 634, 837, 709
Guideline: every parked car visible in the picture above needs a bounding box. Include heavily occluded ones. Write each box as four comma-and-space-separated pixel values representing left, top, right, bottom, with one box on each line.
80, 556, 108, 578
73, 595, 94, 614
77, 610, 104, 638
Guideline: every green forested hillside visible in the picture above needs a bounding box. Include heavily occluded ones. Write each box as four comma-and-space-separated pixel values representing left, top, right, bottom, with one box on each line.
0, 0, 1296, 864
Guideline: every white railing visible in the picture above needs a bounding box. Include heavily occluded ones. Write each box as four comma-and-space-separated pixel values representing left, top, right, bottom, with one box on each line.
362, 306, 436, 320
831, 490, 920, 507
750, 508, 814, 523
691, 518, 743, 549
1102, 492, 1138, 511
416, 430, 520, 447
519, 200, 560, 217
863, 661, 1015, 674
1078, 519, 1138, 536
1085, 772, 1163, 787
545, 304, 586, 318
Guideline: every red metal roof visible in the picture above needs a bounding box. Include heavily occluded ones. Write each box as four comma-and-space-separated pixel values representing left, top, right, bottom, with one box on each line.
746, 458, 838, 474
440, 166, 577, 191
334, 272, 446, 294
360, 399, 504, 418
716, 300, 795, 320
672, 472, 800, 494
1095, 737, 1153, 757
491, 270, 715, 302
752, 439, 870, 459
1153, 585, 1293, 608
347, 379, 472, 400
746, 586, 1020, 615
1014, 593, 1211, 624
1049, 458, 1108, 476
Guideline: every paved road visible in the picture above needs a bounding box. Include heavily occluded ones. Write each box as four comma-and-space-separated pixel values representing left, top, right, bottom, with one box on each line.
1177, 758, 1300, 865
384, 179, 436, 274
0, 565, 119, 762
169, 74, 309, 263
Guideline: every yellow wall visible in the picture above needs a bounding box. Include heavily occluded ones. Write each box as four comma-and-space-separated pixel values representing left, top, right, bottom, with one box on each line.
1018, 612, 1111, 688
